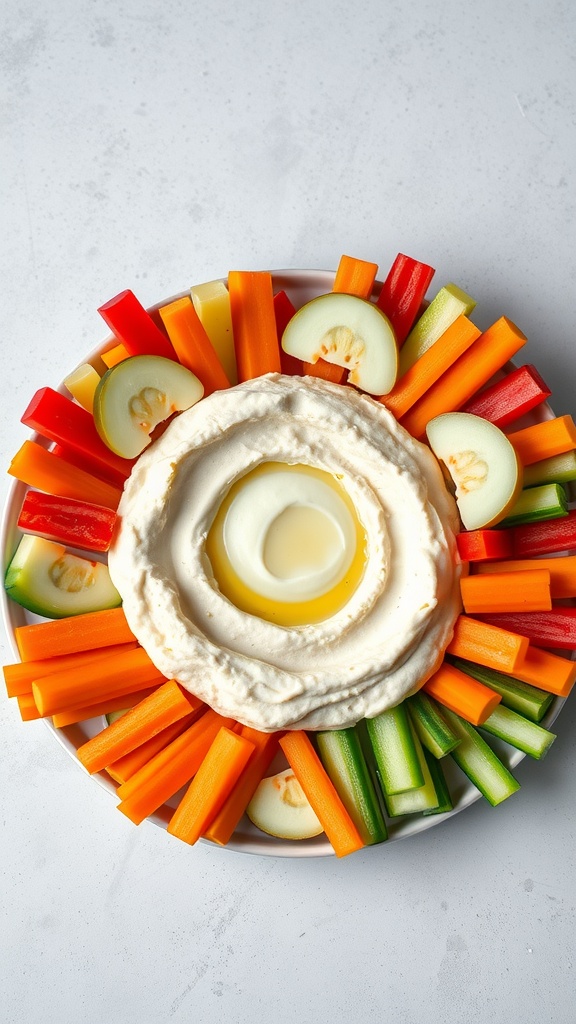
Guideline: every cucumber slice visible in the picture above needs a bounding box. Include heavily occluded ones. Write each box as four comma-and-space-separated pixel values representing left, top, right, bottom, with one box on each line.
382, 721, 440, 816
365, 703, 424, 795
479, 704, 556, 760
442, 707, 521, 806
246, 769, 323, 840
93, 354, 204, 458
4, 534, 121, 618
316, 727, 388, 845
406, 690, 461, 758
422, 749, 454, 815
450, 657, 554, 722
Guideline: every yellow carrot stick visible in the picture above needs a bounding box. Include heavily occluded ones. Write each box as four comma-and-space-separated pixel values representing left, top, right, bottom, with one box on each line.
400, 317, 527, 439
63, 363, 101, 413
167, 727, 256, 845
332, 255, 378, 299
445, 615, 529, 673
507, 416, 576, 467
76, 681, 197, 774
460, 569, 552, 614
381, 315, 480, 420
476, 555, 576, 599
228, 271, 281, 381
423, 662, 501, 726
279, 731, 364, 858
8, 441, 122, 510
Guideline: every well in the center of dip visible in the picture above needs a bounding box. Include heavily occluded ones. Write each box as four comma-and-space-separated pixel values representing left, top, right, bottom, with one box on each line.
108, 373, 462, 732
205, 462, 368, 627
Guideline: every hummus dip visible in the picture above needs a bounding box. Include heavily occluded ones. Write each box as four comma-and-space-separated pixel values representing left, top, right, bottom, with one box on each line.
108, 373, 462, 731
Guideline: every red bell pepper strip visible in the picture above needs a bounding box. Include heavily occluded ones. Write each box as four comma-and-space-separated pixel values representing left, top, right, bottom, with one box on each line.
50, 443, 127, 488
21, 387, 133, 487
17, 490, 117, 553
476, 609, 576, 650
98, 290, 177, 361
511, 509, 576, 557
273, 290, 303, 376
376, 253, 435, 346
456, 528, 514, 562
461, 364, 552, 428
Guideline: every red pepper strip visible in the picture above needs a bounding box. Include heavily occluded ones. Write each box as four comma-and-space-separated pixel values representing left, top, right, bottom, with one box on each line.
376, 253, 435, 346
461, 364, 552, 428
273, 291, 302, 375
98, 289, 177, 361
17, 490, 117, 553
476, 609, 576, 650
456, 528, 514, 562
21, 387, 133, 487
50, 443, 127, 488
512, 509, 576, 557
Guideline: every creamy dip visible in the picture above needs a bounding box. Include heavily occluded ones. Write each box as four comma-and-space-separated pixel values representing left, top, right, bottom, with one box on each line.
108, 373, 462, 731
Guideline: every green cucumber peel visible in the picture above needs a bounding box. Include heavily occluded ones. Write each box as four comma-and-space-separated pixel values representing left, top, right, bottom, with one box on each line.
500, 482, 568, 527
422, 748, 454, 816
442, 707, 521, 806
366, 703, 425, 795
382, 720, 440, 817
316, 727, 388, 845
449, 657, 554, 722
479, 704, 556, 760
407, 690, 461, 758
522, 450, 576, 488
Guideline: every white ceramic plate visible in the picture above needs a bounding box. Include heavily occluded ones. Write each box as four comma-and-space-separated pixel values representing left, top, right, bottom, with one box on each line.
0, 269, 567, 858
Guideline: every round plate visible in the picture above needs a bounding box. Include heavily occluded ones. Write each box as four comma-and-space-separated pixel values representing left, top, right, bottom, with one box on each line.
0, 269, 566, 858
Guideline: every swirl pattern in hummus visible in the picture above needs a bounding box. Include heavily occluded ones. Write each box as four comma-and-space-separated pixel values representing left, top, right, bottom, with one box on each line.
108, 374, 462, 731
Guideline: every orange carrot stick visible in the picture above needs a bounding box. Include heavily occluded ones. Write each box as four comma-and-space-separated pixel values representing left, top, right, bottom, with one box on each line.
228, 271, 281, 382
15, 607, 136, 662
116, 709, 234, 825
332, 255, 378, 299
4, 642, 139, 697
504, 646, 576, 697
167, 727, 256, 845
507, 416, 576, 466
400, 316, 527, 439
106, 713, 200, 784
445, 615, 529, 673
204, 727, 279, 846
423, 662, 502, 725
101, 342, 130, 368
381, 315, 480, 420
279, 731, 364, 858
460, 569, 552, 614
52, 687, 159, 727
302, 359, 347, 385
75, 680, 197, 774
16, 692, 42, 721
32, 646, 165, 717
8, 440, 122, 510
476, 555, 576, 599
159, 296, 231, 395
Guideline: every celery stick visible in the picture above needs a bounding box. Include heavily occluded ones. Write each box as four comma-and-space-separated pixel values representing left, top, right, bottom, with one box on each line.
479, 704, 556, 759
450, 657, 554, 722
407, 690, 461, 758
366, 703, 424, 794
398, 283, 476, 375
523, 450, 576, 488
442, 708, 521, 806
501, 483, 568, 527
316, 727, 387, 845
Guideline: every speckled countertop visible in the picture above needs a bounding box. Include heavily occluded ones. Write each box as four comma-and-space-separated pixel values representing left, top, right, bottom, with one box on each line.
2, 2, 576, 1022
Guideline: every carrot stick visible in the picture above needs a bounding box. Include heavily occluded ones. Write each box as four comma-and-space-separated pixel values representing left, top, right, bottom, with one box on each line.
507, 416, 576, 467
167, 727, 256, 845
75, 680, 197, 774
332, 255, 378, 299
8, 440, 122, 510
159, 296, 230, 395
228, 271, 281, 381
15, 607, 136, 662
302, 359, 347, 385
4, 642, 139, 697
445, 615, 529, 673
116, 709, 234, 825
423, 662, 502, 725
16, 692, 42, 721
52, 688, 160, 727
32, 646, 165, 717
460, 569, 552, 614
101, 342, 130, 368
400, 317, 527, 439
506, 646, 576, 697
381, 315, 480, 419
204, 727, 279, 846
279, 731, 364, 858
106, 714, 200, 784
476, 555, 576, 599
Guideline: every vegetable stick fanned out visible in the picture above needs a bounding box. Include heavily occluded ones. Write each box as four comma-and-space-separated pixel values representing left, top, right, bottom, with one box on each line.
159, 296, 231, 395
203, 727, 278, 846
32, 646, 165, 717
228, 271, 281, 381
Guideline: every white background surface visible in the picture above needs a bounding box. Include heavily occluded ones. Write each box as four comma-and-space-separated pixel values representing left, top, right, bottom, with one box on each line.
1, 2, 576, 1022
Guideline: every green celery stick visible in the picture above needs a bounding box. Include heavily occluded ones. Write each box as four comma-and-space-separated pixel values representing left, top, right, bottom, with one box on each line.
501, 483, 568, 527
522, 450, 576, 488
449, 657, 554, 722
398, 283, 476, 375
